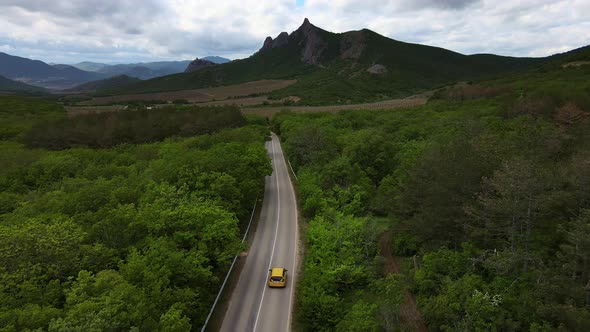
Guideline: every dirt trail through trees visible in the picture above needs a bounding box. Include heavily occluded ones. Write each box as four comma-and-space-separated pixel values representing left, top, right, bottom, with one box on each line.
379, 231, 427, 332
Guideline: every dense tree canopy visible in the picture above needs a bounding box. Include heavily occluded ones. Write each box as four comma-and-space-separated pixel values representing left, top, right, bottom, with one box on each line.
0, 96, 271, 331
274, 63, 590, 331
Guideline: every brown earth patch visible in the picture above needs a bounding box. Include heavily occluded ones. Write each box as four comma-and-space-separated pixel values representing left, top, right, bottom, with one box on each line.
65, 105, 129, 116
66, 95, 426, 117
242, 98, 427, 117
78, 79, 297, 106
379, 231, 427, 332
562, 61, 590, 68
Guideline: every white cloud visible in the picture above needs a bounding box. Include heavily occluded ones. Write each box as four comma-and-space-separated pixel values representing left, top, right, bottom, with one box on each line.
0, 0, 588, 63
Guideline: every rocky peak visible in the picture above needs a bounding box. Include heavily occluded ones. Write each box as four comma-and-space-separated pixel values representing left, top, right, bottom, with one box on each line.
259, 32, 290, 53
255, 18, 328, 66
295, 17, 316, 36
261, 36, 274, 52
290, 18, 327, 65
184, 58, 216, 73
274, 32, 289, 48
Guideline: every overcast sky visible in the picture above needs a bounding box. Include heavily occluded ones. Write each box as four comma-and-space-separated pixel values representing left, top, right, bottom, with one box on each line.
0, 0, 588, 64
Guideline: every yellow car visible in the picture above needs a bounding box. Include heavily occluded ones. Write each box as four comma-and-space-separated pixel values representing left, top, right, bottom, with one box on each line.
268, 267, 287, 288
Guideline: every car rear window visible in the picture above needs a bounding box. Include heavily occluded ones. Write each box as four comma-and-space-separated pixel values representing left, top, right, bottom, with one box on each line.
270, 276, 283, 281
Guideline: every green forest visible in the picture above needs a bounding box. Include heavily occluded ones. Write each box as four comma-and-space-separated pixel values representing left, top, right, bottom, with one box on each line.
2, 54, 590, 332
0, 96, 271, 331
273, 63, 590, 331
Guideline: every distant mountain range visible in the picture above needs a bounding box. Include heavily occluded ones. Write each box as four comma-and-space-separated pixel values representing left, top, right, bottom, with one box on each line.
0, 52, 106, 90
72, 56, 230, 80
72, 60, 191, 80
106, 18, 570, 104
201, 56, 231, 64
0, 52, 231, 90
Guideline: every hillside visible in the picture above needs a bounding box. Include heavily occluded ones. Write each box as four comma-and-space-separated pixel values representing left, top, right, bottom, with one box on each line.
105, 19, 548, 104
65, 75, 142, 93
0, 52, 106, 89
272, 55, 590, 330
0, 75, 48, 94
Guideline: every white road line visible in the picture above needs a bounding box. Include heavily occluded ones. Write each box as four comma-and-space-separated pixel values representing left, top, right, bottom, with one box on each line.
252, 136, 281, 332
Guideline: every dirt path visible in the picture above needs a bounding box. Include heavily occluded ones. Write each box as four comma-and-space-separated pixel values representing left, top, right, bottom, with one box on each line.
379, 231, 428, 332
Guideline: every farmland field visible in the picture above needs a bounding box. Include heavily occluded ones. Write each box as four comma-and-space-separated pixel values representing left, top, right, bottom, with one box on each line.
77, 79, 296, 105
65, 97, 427, 116
241, 97, 428, 116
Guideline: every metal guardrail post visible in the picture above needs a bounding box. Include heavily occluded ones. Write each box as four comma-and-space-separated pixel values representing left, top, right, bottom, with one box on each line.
200, 199, 258, 332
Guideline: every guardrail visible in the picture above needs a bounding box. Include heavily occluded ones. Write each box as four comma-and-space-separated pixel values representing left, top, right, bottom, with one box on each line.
200, 198, 258, 332
287, 159, 298, 182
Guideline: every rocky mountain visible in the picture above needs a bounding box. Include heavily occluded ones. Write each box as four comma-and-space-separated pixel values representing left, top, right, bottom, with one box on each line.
184, 58, 216, 72
103, 18, 561, 104
258, 18, 330, 65
0, 52, 106, 90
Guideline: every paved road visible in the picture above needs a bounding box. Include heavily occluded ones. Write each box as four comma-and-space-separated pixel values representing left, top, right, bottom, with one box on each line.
220, 132, 298, 332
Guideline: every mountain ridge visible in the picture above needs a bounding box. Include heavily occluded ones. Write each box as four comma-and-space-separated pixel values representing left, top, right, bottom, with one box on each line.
98, 19, 586, 104
72, 57, 230, 78
64, 75, 142, 93
0, 52, 106, 90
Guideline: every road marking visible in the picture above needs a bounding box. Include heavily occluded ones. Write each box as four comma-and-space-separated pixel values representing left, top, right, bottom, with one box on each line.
252, 135, 281, 332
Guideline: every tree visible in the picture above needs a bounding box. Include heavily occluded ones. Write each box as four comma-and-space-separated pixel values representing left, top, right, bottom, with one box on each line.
49, 270, 158, 331
336, 299, 379, 332
466, 157, 551, 272
159, 305, 192, 332
285, 123, 339, 168
399, 135, 487, 248
558, 209, 590, 281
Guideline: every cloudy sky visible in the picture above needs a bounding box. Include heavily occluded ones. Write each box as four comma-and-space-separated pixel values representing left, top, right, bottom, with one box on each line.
0, 0, 588, 64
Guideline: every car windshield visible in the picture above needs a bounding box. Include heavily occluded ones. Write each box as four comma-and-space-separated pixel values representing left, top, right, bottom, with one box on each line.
270, 276, 283, 281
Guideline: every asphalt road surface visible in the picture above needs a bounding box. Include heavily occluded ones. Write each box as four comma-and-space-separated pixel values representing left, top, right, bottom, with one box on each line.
220, 132, 298, 332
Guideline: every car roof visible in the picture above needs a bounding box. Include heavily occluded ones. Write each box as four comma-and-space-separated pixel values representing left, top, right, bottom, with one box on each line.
270, 267, 285, 277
